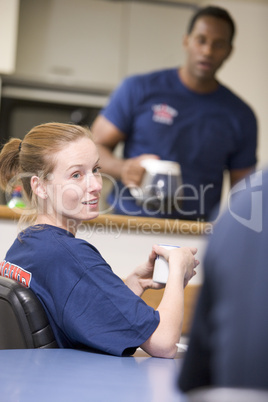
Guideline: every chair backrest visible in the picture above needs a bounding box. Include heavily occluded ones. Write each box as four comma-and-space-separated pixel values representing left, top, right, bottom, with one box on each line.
0, 276, 58, 349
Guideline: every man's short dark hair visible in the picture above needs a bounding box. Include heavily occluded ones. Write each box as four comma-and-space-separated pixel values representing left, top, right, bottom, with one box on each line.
187, 6, 236, 44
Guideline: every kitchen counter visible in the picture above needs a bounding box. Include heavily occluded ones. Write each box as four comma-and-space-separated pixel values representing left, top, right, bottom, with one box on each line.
0, 205, 212, 235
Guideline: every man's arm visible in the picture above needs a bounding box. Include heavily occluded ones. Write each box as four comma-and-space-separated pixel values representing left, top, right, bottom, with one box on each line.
91, 115, 126, 180
229, 166, 256, 187
91, 115, 159, 187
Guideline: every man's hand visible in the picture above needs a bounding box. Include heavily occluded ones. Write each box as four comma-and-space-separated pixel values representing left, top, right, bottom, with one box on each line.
121, 154, 160, 187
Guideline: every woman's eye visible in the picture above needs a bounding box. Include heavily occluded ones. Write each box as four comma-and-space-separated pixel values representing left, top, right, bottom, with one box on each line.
93, 166, 101, 175
72, 172, 81, 179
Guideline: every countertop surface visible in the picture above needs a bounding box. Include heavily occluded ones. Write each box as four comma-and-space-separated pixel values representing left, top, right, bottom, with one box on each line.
0, 205, 211, 235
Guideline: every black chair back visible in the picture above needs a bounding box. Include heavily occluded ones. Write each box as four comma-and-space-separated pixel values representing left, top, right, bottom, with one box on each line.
0, 276, 58, 349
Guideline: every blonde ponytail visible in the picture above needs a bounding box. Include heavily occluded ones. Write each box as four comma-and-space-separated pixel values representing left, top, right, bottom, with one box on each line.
0, 138, 22, 190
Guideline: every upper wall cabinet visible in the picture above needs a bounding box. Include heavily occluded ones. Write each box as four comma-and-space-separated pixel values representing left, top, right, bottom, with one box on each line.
0, 0, 20, 74
123, 2, 195, 76
15, 0, 124, 89
14, 0, 196, 89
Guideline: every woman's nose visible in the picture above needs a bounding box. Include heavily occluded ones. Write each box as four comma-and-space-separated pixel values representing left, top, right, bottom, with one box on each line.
87, 174, 102, 192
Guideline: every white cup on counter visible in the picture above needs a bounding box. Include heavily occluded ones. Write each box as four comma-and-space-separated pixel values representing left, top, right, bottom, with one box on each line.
153, 244, 180, 284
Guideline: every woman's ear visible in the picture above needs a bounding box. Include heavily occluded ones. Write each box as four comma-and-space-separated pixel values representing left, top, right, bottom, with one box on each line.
31, 176, 47, 199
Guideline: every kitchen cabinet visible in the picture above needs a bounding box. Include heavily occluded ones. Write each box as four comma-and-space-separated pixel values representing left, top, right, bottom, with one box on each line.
0, 0, 20, 74
124, 2, 196, 76
14, 0, 196, 89
15, 0, 124, 89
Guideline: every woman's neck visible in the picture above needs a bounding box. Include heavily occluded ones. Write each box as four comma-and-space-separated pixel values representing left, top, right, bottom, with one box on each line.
35, 214, 78, 236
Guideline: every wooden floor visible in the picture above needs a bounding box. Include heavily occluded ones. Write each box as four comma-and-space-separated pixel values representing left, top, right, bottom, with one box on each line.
141, 284, 201, 335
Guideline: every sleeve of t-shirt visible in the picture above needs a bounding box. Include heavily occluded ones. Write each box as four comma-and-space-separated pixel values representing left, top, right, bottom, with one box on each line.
101, 75, 140, 137
227, 105, 257, 170
62, 258, 160, 357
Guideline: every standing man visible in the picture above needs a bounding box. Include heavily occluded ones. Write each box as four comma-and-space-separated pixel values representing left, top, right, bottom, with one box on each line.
91, 6, 257, 221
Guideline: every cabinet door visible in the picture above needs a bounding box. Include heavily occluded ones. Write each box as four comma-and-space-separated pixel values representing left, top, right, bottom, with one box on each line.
0, 0, 20, 74
124, 2, 195, 76
15, 0, 124, 88
14, 0, 196, 87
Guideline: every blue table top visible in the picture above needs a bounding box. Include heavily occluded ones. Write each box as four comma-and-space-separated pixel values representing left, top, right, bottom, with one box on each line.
1, 348, 188, 402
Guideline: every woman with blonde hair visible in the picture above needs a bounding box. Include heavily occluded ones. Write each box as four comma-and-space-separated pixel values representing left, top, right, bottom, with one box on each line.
0, 122, 198, 357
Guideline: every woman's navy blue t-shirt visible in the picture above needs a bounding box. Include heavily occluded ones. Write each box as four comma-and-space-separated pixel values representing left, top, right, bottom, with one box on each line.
1, 225, 160, 356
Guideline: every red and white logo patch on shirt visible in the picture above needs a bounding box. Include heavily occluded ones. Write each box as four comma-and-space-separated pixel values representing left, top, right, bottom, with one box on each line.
0, 260, 32, 287
152, 104, 178, 125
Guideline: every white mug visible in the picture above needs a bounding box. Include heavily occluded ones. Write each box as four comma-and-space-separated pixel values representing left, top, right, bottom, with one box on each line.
153, 244, 180, 284
129, 159, 182, 208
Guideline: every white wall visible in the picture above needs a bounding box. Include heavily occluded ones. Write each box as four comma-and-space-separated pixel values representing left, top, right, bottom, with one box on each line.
200, 0, 268, 171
